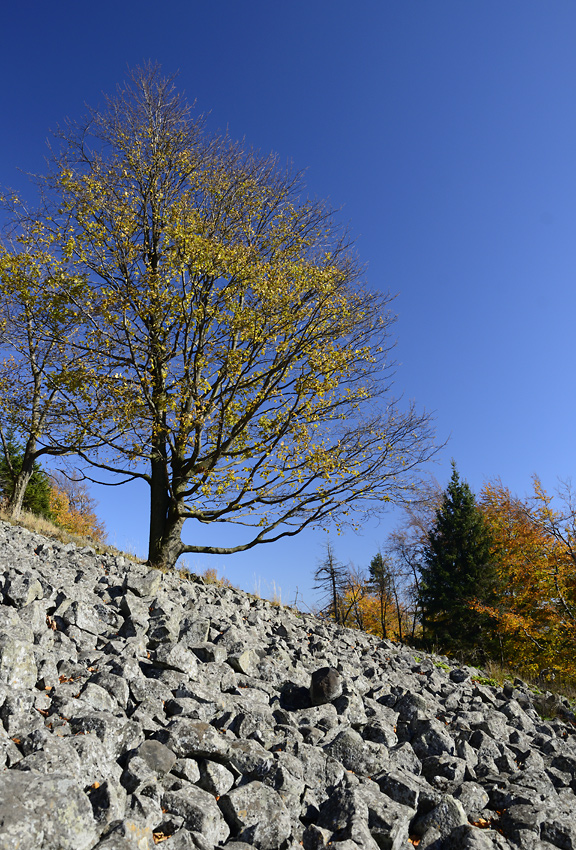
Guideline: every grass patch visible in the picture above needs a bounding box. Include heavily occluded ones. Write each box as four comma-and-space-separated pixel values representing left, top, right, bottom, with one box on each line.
471, 675, 499, 688
481, 659, 576, 704
200, 567, 234, 587
0, 507, 145, 563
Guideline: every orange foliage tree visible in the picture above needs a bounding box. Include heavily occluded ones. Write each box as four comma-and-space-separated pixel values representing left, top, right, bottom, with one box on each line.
479, 478, 576, 679
49, 471, 106, 542
338, 561, 407, 640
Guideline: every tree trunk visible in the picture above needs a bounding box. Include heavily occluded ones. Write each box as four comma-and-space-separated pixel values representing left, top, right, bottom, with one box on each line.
331, 571, 341, 625
153, 508, 185, 570
394, 588, 403, 643
147, 445, 185, 569
148, 486, 185, 569
379, 593, 388, 640
6, 439, 37, 520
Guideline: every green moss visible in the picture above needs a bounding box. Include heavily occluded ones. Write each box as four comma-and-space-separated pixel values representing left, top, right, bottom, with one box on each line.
472, 675, 499, 687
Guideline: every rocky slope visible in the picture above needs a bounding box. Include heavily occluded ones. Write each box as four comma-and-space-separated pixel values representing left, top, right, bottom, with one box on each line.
0, 520, 575, 850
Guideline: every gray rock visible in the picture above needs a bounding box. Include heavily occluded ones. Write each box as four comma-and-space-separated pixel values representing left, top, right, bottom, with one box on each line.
395, 691, 429, 721
179, 615, 211, 645
443, 824, 502, 849
310, 666, 343, 705
413, 794, 469, 838
126, 569, 162, 598
499, 804, 547, 845
162, 785, 230, 845
92, 819, 153, 849
89, 778, 126, 828
541, 815, 576, 849
360, 779, 414, 849
90, 671, 131, 708
162, 718, 231, 761
389, 741, 422, 775
171, 757, 201, 784
81, 681, 117, 712
189, 641, 227, 663
62, 599, 120, 635
324, 726, 388, 776
450, 668, 470, 684
122, 754, 157, 792
375, 768, 430, 808
154, 642, 199, 676
68, 711, 144, 759
314, 775, 379, 848
220, 781, 292, 849
0, 634, 37, 687
410, 717, 456, 759
453, 780, 490, 816
69, 732, 123, 785
4, 570, 44, 607
228, 648, 260, 675
226, 738, 275, 779
14, 735, 83, 777
130, 675, 172, 705
197, 758, 235, 796
137, 738, 177, 776
422, 754, 467, 786
0, 769, 98, 849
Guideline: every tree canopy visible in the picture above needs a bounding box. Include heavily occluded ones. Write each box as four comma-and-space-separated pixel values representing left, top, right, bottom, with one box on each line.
0, 247, 91, 518
479, 478, 576, 679
48, 470, 106, 542
2, 64, 437, 569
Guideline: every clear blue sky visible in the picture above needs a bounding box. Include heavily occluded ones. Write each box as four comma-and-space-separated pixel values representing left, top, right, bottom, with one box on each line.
2, 2, 576, 607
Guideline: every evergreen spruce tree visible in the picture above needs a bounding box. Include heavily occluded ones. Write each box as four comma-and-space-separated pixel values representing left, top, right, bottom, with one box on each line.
419, 462, 498, 659
0, 432, 52, 519
368, 552, 393, 639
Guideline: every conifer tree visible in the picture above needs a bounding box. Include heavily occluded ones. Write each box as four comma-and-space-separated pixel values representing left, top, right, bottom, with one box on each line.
368, 552, 393, 639
0, 432, 52, 519
419, 463, 498, 658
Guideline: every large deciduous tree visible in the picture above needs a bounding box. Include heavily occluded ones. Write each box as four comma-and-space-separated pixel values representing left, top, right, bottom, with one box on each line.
16, 65, 436, 569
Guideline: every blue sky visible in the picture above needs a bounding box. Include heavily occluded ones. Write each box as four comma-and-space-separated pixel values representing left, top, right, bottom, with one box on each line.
2, 2, 576, 607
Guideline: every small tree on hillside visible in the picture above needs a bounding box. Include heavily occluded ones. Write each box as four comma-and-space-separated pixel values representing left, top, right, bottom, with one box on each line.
340, 563, 368, 630
49, 470, 106, 542
368, 551, 393, 639
381, 482, 443, 642
314, 541, 347, 625
419, 463, 498, 659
